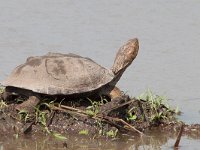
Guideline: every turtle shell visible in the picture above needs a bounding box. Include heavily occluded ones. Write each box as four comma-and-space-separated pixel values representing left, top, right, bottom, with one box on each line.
1, 53, 114, 95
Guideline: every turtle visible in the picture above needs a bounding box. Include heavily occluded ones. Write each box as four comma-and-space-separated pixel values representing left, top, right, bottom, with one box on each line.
1, 38, 139, 111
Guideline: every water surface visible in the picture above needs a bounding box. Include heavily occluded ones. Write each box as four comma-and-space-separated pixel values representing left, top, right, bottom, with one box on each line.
0, 0, 200, 149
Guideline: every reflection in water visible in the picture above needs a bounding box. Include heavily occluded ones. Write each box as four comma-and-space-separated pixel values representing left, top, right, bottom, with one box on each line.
0, 130, 200, 150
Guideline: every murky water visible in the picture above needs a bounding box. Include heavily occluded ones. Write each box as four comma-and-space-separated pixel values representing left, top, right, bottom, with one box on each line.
0, 0, 200, 149
0, 131, 200, 150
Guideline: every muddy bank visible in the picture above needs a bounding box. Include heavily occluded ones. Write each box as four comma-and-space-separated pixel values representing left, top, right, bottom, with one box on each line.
0, 90, 200, 141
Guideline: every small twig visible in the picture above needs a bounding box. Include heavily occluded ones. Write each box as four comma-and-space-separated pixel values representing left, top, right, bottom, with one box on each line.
23, 121, 35, 134
102, 115, 144, 136
51, 105, 87, 117
46, 110, 55, 127
101, 99, 136, 114
174, 123, 184, 148
56, 104, 84, 113
117, 118, 144, 136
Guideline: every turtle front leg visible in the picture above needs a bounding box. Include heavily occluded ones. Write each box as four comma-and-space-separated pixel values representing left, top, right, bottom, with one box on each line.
15, 96, 40, 113
109, 86, 122, 100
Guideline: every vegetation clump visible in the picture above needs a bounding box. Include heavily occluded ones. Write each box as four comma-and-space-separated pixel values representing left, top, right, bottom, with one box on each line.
136, 89, 178, 125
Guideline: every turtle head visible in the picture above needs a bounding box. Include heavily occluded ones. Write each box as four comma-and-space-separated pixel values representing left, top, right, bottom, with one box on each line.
112, 38, 139, 75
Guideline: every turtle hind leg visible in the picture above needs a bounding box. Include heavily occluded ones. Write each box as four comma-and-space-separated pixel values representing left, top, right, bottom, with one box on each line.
109, 86, 123, 100
15, 96, 40, 113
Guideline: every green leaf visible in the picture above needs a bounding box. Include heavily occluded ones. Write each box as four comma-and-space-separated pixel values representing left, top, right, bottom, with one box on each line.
79, 129, 89, 135
106, 129, 118, 138
18, 109, 28, 114
86, 110, 95, 116
129, 114, 137, 120
52, 133, 67, 140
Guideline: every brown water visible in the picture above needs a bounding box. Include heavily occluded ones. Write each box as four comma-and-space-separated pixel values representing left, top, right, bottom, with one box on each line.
0, 0, 200, 149
1, 131, 200, 150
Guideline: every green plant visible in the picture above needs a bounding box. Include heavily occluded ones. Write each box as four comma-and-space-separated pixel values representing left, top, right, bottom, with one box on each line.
79, 129, 89, 135
106, 129, 118, 138
137, 89, 177, 124
35, 102, 68, 140
85, 98, 103, 117
0, 88, 7, 110
96, 120, 104, 135
150, 112, 165, 122
0, 87, 4, 94
126, 112, 137, 121
18, 109, 30, 123
0, 100, 7, 109
52, 133, 67, 140
138, 89, 167, 109
35, 100, 55, 127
